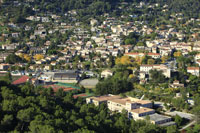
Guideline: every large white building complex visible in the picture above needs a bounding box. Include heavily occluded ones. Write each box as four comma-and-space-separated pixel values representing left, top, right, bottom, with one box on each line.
86, 94, 175, 126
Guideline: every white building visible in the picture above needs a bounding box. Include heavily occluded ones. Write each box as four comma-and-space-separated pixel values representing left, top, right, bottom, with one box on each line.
140, 64, 171, 78
101, 69, 113, 78
187, 67, 200, 77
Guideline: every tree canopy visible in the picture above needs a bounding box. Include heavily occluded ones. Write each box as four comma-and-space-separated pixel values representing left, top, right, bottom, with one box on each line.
0, 80, 168, 132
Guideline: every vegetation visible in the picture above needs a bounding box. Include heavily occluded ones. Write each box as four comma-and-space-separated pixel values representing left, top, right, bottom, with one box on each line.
5, 54, 25, 64
0, 80, 168, 133
96, 70, 133, 95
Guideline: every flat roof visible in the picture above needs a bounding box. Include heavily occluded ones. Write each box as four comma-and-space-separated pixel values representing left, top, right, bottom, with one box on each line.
91, 95, 121, 102
159, 121, 176, 127
127, 97, 152, 104
130, 107, 154, 114
146, 113, 171, 122
109, 98, 129, 105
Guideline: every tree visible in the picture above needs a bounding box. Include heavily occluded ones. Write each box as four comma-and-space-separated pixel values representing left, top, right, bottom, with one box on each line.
33, 54, 44, 61
161, 56, 169, 63
17, 108, 35, 123
1, 114, 13, 124
193, 105, 200, 123
3, 72, 12, 83
166, 125, 178, 133
174, 51, 182, 58
19, 54, 31, 62
147, 59, 155, 65
115, 56, 135, 66
5, 54, 23, 64
174, 114, 182, 127
149, 69, 166, 83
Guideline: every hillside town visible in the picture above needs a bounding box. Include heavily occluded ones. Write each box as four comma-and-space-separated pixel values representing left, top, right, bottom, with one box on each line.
0, 0, 200, 132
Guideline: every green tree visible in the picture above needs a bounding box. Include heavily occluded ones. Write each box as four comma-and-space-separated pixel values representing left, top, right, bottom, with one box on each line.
174, 114, 182, 127
166, 125, 178, 133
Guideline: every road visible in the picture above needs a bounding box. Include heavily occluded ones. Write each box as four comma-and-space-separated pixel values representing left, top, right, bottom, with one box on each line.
179, 120, 196, 131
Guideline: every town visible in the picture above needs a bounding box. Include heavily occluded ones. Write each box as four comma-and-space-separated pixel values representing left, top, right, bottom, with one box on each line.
0, 0, 200, 132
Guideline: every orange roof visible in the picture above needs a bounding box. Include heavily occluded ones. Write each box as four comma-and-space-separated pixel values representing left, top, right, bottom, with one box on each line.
91, 95, 121, 102
147, 53, 160, 56
108, 98, 128, 105
125, 53, 140, 55
187, 67, 200, 70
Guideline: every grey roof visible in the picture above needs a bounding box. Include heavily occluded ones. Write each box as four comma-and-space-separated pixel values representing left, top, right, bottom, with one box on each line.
159, 121, 176, 127
145, 113, 171, 122
54, 72, 78, 79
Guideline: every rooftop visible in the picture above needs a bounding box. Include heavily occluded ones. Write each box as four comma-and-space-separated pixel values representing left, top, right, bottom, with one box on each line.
109, 98, 129, 105
187, 67, 200, 70
131, 107, 154, 114
91, 95, 121, 102
146, 113, 171, 122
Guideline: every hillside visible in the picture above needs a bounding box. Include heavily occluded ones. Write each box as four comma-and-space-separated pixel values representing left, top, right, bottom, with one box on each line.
0, 80, 167, 132
1, 0, 200, 23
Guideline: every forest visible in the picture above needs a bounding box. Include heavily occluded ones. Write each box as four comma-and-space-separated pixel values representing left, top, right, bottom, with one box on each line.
1, 0, 200, 24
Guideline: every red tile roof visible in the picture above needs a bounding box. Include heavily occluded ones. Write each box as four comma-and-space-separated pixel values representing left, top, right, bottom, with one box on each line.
187, 67, 200, 70
73, 93, 88, 99
147, 53, 160, 56
12, 75, 29, 85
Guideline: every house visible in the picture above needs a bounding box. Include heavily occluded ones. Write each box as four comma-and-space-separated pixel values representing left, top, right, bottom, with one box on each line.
196, 60, 200, 66
187, 98, 194, 106
51, 61, 58, 66
187, 67, 200, 77
195, 54, 200, 60
101, 69, 113, 78
44, 65, 51, 71
125, 52, 161, 59
0, 64, 9, 71
193, 46, 200, 51
170, 80, 184, 88
124, 53, 145, 58
41, 17, 50, 22
140, 64, 171, 78
39, 72, 54, 81
12, 33, 20, 38
90, 19, 98, 26
147, 53, 161, 59
2, 43, 18, 50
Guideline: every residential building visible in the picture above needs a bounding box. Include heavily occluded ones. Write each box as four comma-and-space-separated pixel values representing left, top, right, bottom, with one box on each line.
0, 64, 9, 71
187, 67, 200, 76
101, 69, 113, 78
140, 64, 171, 78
